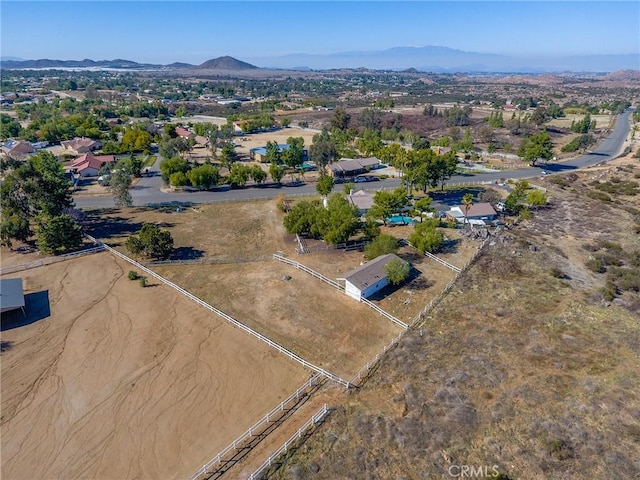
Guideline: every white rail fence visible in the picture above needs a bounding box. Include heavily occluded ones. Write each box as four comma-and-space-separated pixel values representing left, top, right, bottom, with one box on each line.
423, 250, 461, 273
143, 255, 271, 266
359, 297, 408, 330
247, 404, 330, 480
86, 237, 351, 388
349, 330, 405, 387
189, 374, 325, 480
0, 245, 106, 275
273, 253, 342, 290
295, 234, 309, 254
273, 253, 407, 330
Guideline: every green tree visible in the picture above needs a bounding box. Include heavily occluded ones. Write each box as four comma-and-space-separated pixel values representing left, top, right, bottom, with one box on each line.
409, 219, 444, 254
169, 171, 189, 187
282, 137, 305, 172
356, 129, 383, 157
126, 224, 173, 259
283, 200, 323, 238
269, 162, 286, 184
520, 131, 553, 166
250, 165, 267, 185
368, 188, 408, 225
364, 233, 399, 260
330, 107, 351, 131
316, 175, 334, 197
310, 128, 337, 171
188, 164, 220, 189
385, 258, 410, 285
319, 193, 360, 245
108, 167, 133, 207
159, 156, 189, 182
36, 214, 82, 255
265, 140, 282, 164
228, 163, 251, 188
220, 143, 238, 170
0, 151, 75, 248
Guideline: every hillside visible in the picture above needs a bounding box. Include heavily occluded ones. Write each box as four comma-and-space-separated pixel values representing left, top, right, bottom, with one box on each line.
197, 56, 258, 70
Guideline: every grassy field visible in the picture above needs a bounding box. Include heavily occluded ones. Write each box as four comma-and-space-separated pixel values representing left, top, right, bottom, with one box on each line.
264, 159, 640, 480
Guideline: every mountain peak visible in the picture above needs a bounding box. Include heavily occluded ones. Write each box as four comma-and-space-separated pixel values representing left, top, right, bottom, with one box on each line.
197, 56, 258, 70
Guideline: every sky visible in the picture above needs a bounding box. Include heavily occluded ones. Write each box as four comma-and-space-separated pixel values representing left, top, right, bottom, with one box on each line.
2, 1, 639, 65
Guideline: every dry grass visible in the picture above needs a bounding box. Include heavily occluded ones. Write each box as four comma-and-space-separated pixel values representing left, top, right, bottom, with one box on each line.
153, 260, 403, 379
265, 163, 640, 480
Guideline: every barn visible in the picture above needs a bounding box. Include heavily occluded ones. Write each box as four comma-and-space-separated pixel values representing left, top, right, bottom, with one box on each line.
0, 278, 25, 315
338, 254, 407, 301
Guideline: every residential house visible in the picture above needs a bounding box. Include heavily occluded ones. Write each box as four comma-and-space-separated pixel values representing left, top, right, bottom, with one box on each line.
1, 140, 35, 158
338, 253, 408, 301
69, 153, 115, 177
61, 137, 103, 155
175, 127, 194, 139
348, 189, 375, 216
447, 202, 497, 225
327, 157, 380, 178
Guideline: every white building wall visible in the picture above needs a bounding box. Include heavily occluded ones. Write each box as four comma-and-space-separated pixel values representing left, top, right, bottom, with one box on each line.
361, 278, 389, 299
345, 281, 362, 301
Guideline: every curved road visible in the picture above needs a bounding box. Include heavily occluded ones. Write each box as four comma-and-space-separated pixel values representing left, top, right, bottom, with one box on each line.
74, 109, 634, 209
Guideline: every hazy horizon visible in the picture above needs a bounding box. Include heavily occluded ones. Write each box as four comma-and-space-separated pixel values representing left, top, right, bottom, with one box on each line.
2, 1, 639, 66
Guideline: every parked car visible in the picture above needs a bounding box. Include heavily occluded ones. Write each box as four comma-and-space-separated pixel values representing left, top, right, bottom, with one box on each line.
542, 170, 551, 175
354, 176, 368, 183
368, 176, 380, 182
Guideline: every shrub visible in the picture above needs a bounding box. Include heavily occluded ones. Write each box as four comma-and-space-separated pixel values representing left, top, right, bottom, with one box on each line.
364, 233, 399, 260
550, 267, 566, 279
601, 281, 617, 301
139, 276, 148, 287
585, 257, 606, 273
586, 190, 612, 202
127, 270, 140, 280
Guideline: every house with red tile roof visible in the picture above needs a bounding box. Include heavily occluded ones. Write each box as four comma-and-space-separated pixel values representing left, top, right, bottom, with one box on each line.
69, 153, 115, 177
175, 127, 194, 138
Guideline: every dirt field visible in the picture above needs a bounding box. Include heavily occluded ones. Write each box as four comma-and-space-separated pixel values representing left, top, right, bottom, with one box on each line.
1, 252, 309, 480
154, 260, 403, 379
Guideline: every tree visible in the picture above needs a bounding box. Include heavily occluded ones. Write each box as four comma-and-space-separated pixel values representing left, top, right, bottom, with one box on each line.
283, 200, 323, 238
250, 165, 267, 185
330, 107, 351, 131
409, 219, 444, 254
282, 136, 305, 172
520, 131, 553, 166
319, 193, 360, 245
169, 171, 189, 187
316, 175, 334, 197
36, 214, 82, 255
126, 224, 173, 259
462, 193, 474, 225
310, 128, 337, 171
385, 258, 410, 285
108, 167, 133, 207
358, 107, 382, 130
368, 188, 408, 225
265, 140, 282, 164
364, 233, 399, 260
228, 163, 251, 188
413, 196, 433, 220
159, 156, 190, 182
269, 162, 286, 184
188, 164, 220, 189
220, 143, 238, 169
356, 129, 383, 157
0, 151, 75, 249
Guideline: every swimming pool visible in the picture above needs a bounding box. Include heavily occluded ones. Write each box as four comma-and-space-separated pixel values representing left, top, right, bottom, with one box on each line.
387, 215, 415, 224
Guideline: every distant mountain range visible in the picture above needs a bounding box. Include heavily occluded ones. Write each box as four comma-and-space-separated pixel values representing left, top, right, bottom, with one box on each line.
1, 47, 638, 73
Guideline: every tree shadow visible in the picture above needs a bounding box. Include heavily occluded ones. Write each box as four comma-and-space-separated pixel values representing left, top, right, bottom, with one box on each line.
367, 267, 421, 301
429, 187, 486, 207
170, 247, 205, 260
440, 237, 461, 254
1, 291, 50, 332
1, 340, 14, 353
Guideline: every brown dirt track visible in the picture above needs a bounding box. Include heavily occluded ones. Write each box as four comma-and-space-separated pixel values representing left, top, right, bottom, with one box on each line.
1, 252, 308, 480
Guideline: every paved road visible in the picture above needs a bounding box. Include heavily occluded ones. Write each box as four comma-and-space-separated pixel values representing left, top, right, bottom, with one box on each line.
74, 108, 633, 210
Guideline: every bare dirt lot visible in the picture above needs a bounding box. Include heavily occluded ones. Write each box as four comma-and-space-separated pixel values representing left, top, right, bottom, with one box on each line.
154, 260, 403, 380
1, 252, 309, 480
